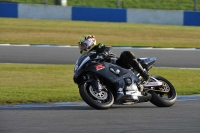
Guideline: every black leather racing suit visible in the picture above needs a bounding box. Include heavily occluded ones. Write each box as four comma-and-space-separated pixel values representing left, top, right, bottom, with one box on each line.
89, 43, 149, 80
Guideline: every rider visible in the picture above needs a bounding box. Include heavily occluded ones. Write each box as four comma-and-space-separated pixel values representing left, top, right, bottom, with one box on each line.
78, 35, 150, 80
78, 35, 150, 100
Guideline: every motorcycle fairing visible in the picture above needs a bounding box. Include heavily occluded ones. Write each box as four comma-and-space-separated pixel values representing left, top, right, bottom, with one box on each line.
73, 51, 140, 88
84, 62, 139, 84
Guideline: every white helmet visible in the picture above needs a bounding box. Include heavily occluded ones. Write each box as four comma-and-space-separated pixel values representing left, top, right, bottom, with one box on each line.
78, 35, 96, 54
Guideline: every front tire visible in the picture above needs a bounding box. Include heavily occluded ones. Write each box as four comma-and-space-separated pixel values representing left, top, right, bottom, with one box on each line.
79, 82, 114, 110
149, 75, 177, 107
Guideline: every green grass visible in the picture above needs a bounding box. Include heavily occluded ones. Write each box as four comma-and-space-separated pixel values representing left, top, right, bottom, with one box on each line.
0, 64, 81, 104
0, 0, 199, 10
0, 18, 200, 48
149, 68, 200, 95
0, 64, 200, 104
0, 17, 199, 104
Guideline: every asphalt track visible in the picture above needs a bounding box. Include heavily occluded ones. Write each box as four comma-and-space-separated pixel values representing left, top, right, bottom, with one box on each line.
0, 45, 200, 68
0, 99, 200, 133
0, 45, 200, 133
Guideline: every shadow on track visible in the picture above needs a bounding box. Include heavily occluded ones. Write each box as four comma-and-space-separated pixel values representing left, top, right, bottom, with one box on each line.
0, 102, 157, 111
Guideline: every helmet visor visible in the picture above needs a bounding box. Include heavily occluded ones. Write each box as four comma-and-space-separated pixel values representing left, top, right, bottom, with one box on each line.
79, 39, 93, 51
79, 42, 87, 51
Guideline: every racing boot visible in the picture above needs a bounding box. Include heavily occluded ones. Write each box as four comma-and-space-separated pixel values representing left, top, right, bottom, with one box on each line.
132, 59, 149, 81
131, 59, 162, 87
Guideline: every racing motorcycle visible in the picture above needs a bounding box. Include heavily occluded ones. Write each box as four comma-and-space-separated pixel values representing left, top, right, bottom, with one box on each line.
73, 48, 177, 110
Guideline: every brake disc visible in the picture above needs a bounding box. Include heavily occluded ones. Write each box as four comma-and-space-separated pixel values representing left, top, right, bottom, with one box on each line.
89, 86, 108, 100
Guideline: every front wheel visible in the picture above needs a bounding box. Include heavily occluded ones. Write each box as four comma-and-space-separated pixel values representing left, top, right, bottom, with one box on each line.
149, 75, 177, 107
79, 82, 114, 110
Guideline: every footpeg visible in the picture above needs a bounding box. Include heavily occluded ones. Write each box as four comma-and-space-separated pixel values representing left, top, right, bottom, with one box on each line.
144, 81, 162, 87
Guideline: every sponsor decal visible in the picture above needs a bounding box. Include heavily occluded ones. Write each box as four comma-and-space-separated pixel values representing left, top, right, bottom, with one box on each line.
118, 87, 123, 92
95, 64, 105, 71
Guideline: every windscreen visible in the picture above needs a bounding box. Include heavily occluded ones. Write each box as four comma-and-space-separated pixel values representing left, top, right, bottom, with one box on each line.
74, 52, 90, 72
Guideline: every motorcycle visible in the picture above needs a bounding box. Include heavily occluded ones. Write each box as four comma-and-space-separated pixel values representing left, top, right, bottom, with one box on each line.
73, 48, 177, 110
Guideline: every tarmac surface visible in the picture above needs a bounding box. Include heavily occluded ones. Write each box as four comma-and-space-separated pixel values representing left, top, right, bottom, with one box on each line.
0, 45, 200, 68
0, 99, 200, 133
0, 45, 199, 133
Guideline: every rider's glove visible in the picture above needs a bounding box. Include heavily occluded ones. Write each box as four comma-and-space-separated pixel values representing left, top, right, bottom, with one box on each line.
97, 51, 108, 60
102, 51, 109, 57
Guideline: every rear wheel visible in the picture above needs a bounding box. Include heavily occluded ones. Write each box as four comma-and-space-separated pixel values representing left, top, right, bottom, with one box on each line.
149, 75, 177, 107
79, 82, 114, 110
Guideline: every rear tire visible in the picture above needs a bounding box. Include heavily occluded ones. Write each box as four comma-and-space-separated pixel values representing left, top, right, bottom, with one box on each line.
149, 75, 177, 107
79, 82, 114, 110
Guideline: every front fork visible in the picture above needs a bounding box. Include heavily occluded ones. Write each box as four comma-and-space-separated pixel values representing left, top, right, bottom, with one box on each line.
85, 78, 103, 93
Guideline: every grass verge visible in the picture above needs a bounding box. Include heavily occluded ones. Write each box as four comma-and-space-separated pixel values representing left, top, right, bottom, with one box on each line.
0, 18, 200, 48
0, 64, 199, 105
2, 0, 200, 10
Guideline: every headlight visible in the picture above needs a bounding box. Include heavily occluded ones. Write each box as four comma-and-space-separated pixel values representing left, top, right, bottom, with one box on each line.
74, 65, 78, 72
